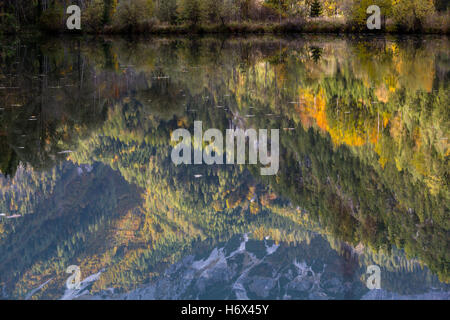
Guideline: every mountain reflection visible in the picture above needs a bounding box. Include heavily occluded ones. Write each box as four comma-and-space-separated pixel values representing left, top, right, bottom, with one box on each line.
0, 35, 448, 299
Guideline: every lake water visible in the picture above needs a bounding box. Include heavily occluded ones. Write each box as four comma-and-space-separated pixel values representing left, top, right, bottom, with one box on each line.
0, 34, 448, 300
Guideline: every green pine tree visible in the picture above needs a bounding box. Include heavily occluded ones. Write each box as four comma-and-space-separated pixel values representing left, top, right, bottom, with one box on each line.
103, 0, 113, 24
179, 0, 204, 25
310, 0, 322, 17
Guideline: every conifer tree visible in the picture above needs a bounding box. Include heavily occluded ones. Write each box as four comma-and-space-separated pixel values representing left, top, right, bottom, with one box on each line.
310, 0, 322, 17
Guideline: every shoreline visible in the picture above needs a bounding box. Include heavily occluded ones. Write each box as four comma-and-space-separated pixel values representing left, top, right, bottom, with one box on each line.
4, 22, 449, 37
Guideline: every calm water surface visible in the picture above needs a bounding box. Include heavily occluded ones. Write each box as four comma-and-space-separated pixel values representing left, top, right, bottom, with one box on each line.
0, 35, 448, 300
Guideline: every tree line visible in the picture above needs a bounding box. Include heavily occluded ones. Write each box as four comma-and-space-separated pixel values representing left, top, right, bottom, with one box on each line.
0, 0, 448, 33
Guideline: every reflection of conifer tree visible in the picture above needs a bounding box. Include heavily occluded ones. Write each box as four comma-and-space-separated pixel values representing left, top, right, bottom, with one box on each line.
0, 140, 18, 177
310, 46, 323, 63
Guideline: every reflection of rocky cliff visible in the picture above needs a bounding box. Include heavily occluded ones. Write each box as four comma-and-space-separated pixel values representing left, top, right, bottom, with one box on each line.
83, 234, 449, 300
78, 234, 366, 300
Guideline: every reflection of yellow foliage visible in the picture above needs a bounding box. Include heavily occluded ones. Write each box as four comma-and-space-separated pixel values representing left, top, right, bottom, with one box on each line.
297, 88, 374, 147
378, 156, 388, 168
111, 154, 119, 164
297, 88, 329, 132
395, 157, 403, 171
252, 226, 266, 240
226, 192, 242, 209
411, 152, 427, 177
375, 85, 389, 103
389, 114, 403, 140
177, 117, 188, 127
250, 201, 259, 215
212, 200, 223, 212
113, 210, 142, 245
260, 193, 277, 206
383, 115, 389, 128
247, 186, 256, 201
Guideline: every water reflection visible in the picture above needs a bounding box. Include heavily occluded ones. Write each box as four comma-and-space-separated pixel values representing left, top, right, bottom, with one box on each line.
0, 35, 448, 299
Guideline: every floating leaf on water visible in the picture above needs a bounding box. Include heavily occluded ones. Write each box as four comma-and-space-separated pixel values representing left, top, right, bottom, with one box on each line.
6, 214, 21, 219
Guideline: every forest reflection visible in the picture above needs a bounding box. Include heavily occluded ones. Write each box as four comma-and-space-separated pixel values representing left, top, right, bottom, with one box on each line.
0, 35, 448, 299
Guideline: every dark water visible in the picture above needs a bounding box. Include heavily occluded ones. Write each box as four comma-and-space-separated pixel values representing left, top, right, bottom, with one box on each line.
0, 35, 448, 300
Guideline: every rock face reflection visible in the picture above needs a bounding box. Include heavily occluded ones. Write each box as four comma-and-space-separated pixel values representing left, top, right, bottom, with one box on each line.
0, 35, 448, 300
78, 235, 448, 300
96, 235, 367, 300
